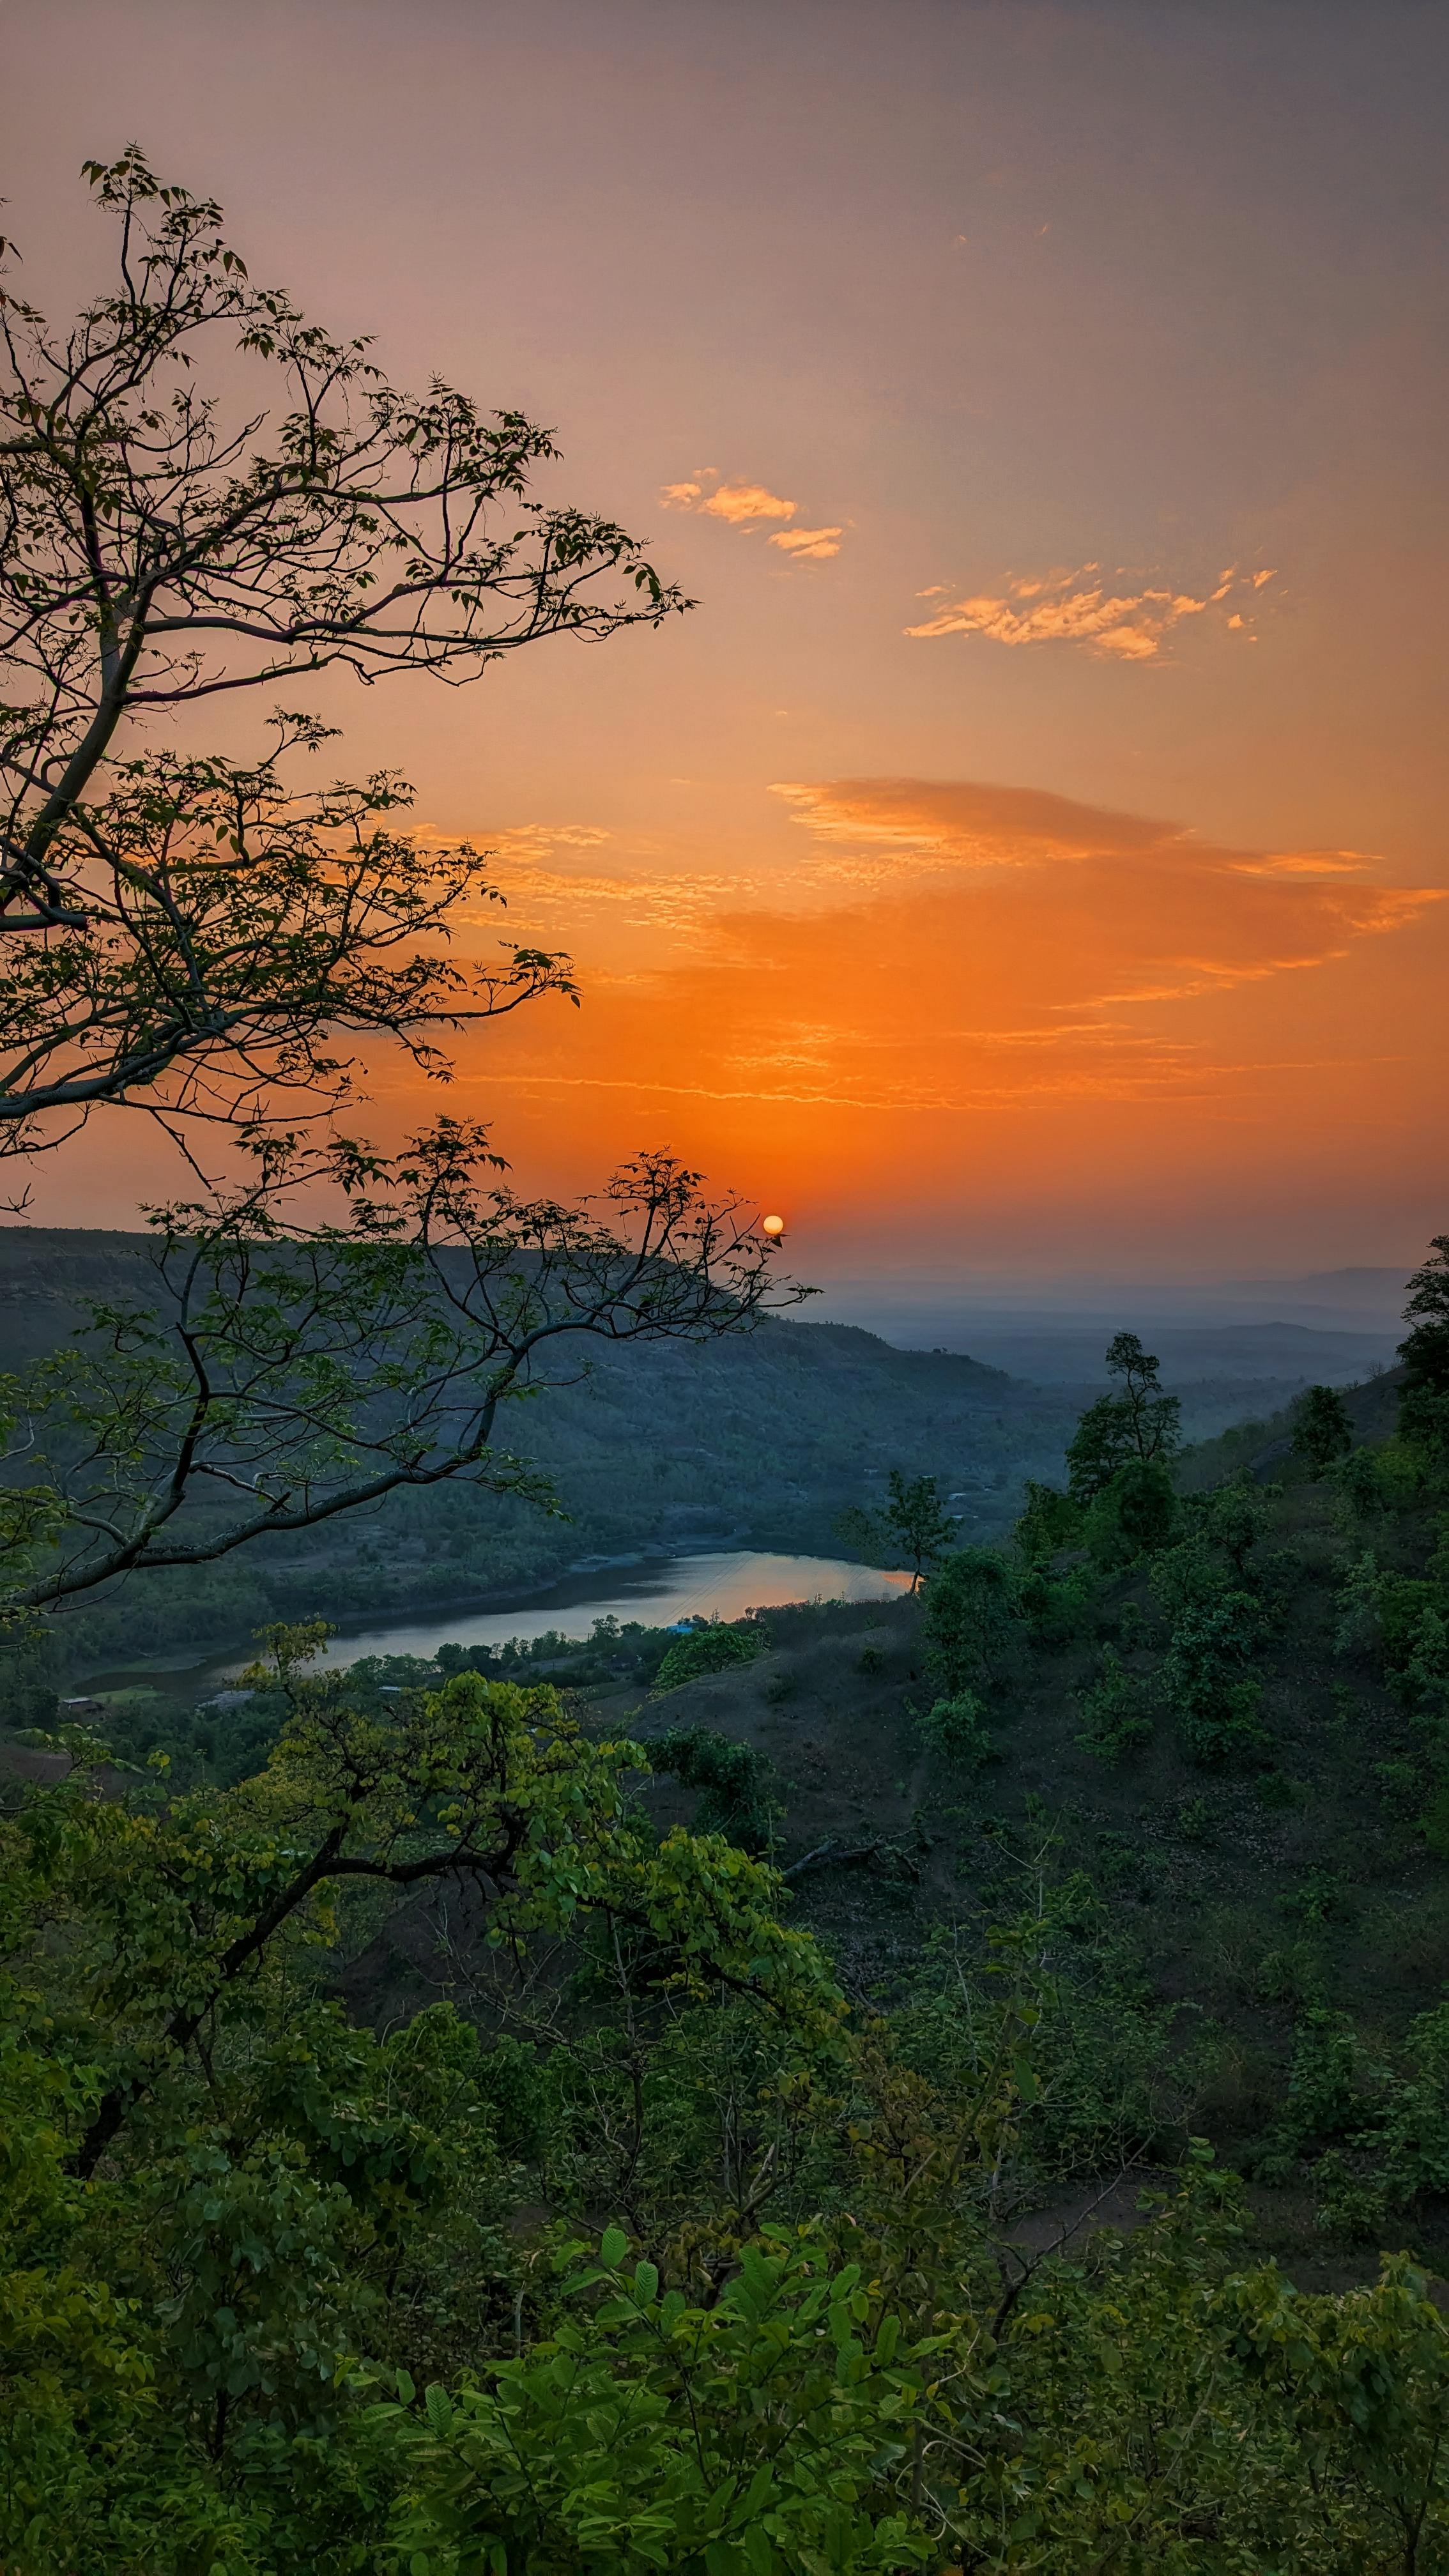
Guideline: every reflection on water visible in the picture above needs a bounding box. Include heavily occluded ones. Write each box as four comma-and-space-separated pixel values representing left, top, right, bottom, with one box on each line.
303, 1549, 910, 1672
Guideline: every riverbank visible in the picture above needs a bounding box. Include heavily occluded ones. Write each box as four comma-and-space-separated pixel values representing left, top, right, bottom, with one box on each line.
73, 1548, 912, 1705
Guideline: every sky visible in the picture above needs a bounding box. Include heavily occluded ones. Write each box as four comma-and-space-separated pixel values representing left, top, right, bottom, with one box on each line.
5, 0, 1448, 1285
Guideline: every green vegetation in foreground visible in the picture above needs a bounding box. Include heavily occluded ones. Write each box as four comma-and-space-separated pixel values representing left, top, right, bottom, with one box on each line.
6, 1252, 1449, 2568
3, 136, 1449, 2576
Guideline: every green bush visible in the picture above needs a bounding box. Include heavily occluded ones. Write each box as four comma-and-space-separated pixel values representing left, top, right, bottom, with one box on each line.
652, 1621, 765, 1693
1333, 1445, 1388, 1529
1152, 1537, 1269, 1766
1377, 2000, 1449, 2205
917, 1690, 997, 1768
1085, 1457, 1178, 1567
1292, 1384, 1353, 1480
1013, 1478, 1082, 1565
922, 1547, 1018, 1694
646, 1724, 783, 1851
1313, 2150, 1389, 2245
378, 2230, 935, 2576
1075, 1648, 1154, 1765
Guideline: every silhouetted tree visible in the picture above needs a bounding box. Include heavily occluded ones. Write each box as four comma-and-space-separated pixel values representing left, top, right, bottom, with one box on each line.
1, 148, 684, 1154
1, 1127, 787, 1614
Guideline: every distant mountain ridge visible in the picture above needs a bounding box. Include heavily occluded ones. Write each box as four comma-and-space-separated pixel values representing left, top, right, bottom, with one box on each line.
811, 1260, 1413, 1363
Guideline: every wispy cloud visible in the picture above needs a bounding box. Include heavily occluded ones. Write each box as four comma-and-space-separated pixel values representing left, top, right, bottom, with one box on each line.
431, 774, 1446, 1254
765, 779, 1439, 997
425, 820, 756, 961
659, 466, 845, 560
907, 564, 1276, 659
770, 525, 844, 560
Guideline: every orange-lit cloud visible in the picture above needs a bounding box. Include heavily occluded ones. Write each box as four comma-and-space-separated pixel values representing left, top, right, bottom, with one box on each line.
700, 480, 798, 525
907, 565, 1274, 658
769, 776, 1179, 882
769, 525, 843, 559
659, 468, 845, 558
426, 778, 1445, 1264
432, 822, 757, 962
29, 778, 1447, 1273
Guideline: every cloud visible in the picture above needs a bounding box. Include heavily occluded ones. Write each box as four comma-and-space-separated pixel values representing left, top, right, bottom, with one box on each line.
769, 776, 1174, 881
769, 525, 843, 560
657, 466, 845, 560
417, 772, 1446, 1272
459, 777, 1443, 1116
433, 819, 759, 965
700, 480, 799, 526
906, 564, 1275, 659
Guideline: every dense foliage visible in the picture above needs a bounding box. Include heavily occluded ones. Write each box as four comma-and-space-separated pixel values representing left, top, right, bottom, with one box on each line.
11, 1284, 1449, 2576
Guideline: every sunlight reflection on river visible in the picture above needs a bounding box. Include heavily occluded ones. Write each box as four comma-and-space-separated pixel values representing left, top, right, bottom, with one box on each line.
303, 1549, 911, 1670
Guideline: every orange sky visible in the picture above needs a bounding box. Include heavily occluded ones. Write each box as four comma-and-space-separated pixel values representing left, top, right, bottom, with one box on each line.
8, 0, 1448, 1280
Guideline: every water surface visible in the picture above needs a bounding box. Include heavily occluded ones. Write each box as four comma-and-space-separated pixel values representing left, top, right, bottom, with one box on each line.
305, 1548, 910, 1671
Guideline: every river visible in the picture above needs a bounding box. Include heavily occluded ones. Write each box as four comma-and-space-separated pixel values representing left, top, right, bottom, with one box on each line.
300, 1548, 911, 1671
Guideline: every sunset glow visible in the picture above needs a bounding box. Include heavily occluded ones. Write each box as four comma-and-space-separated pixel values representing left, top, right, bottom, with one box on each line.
6, 0, 1445, 1284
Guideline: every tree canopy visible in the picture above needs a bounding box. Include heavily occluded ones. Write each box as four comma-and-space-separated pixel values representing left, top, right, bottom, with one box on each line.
0, 149, 793, 1629
0, 148, 683, 1152
1065, 1331, 1183, 1503
836, 1469, 958, 1591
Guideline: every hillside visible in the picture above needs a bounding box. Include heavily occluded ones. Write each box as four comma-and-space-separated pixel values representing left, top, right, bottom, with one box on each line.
10, 1277, 1449, 2563
0, 1225, 1062, 1671
307, 1356, 1449, 2293
0, 1226, 1393, 1676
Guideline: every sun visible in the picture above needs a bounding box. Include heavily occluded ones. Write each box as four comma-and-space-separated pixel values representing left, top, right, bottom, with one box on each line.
762, 1213, 786, 1241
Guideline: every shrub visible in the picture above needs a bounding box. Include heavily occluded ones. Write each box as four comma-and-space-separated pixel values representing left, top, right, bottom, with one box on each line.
1076, 1648, 1154, 1765
1292, 1384, 1353, 1480
917, 1690, 997, 1768
645, 1724, 783, 1851
1333, 1445, 1388, 1529
1165, 1605, 1268, 1766
1013, 1478, 1082, 1565
1379, 2000, 1449, 2205
922, 1548, 1018, 1694
1085, 1457, 1178, 1567
1313, 2150, 1389, 2244
652, 1621, 765, 1693
1153, 1542, 1269, 1765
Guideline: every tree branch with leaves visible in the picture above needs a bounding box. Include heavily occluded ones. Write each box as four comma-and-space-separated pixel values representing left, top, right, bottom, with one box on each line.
1, 1119, 798, 1614
0, 146, 684, 1147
